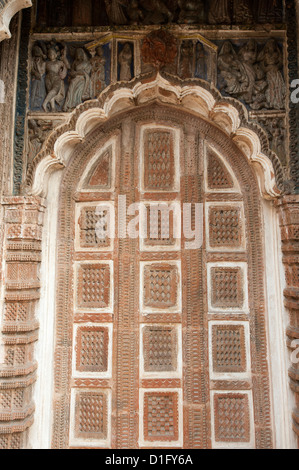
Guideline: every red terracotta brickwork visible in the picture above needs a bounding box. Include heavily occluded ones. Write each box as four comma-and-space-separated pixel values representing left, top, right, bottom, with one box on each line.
143, 326, 177, 372
86, 147, 112, 190
143, 391, 179, 442
214, 393, 250, 443
77, 263, 111, 309
212, 325, 247, 374
208, 206, 243, 249
74, 390, 108, 440
144, 130, 175, 191
144, 204, 175, 247
211, 267, 244, 309
0, 197, 45, 449
143, 264, 178, 310
78, 206, 110, 249
75, 326, 109, 373
52, 107, 273, 449
207, 148, 234, 190
276, 195, 299, 446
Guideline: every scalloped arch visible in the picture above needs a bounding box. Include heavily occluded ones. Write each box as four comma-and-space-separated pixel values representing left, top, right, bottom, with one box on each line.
0, 0, 32, 41
26, 73, 281, 200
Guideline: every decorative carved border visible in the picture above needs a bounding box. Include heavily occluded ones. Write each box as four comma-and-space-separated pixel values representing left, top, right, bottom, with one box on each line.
286, 0, 299, 193
13, 7, 30, 195
276, 195, 299, 447
24, 74, 281, 200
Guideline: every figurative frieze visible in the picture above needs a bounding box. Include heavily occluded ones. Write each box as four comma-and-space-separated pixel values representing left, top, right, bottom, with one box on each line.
35, 0, 284, 27
217, 38, 286, 111
30, 40, 111, 113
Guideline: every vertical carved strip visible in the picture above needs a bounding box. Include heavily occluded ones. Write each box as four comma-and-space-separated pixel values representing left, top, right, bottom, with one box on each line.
276, 195, 299, 446
182, 130, 210, 448
0, 196, 45, 449
115, 119, 139, 448
286, 0, 299, 192
0, 15, 19, 196
13, 8, 30, 195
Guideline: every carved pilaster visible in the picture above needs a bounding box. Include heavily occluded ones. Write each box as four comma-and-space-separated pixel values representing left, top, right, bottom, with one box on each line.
0, 196, 45, 449
276, 195, 299, 447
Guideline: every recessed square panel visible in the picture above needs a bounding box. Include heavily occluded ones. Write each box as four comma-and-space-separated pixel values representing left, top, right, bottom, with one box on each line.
205, 203, 246, 252
208, 263, 249, 314
69, 388, 111, 448
75, 202, 114, 252
73, 323, 113, 378
140, 325, 182, 378
139, 389, 183, 447
209, 321, 251, 380
140, 262, 181, 314
75, 261, 113, 313
140, 125, 180, 193
140, 202, 181, 252
211, 391, 254, 448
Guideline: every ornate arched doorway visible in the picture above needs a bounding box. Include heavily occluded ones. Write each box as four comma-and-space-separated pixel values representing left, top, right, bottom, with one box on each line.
48, 99, 273, 449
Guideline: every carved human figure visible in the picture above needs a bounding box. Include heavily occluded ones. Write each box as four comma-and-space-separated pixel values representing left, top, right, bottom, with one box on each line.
43, 46, 70, 112
90, 46, 106, 97
218, 41, 247, 95
63, 48, 92, 112
258, 39, 285, 109
195, 42, 207, 79
238, 39, 267, 107
180, 40, 194, 78
118, 43, 133, 81
269, 118, 286, 164
28, 120, 45, 164
208, 0, 231, 24
127, 0, 144, 24
178, 0, 205, 24
105, 0, 128, 25
140, 0, 173, 24
31, 45, 46, 110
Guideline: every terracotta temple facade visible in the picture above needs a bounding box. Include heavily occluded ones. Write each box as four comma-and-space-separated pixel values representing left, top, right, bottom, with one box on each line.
0, 0, 299, 449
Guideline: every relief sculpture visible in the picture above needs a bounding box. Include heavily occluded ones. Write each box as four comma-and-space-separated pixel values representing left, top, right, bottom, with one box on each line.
36, 0, 284, 26
218, 38, 285, 110
31, 44, 47, 110
208, 0, 230, 24
42, 44, 70, 112
178, 0, 205, 24
90, 46, 106, 97
63, 48, 92, 112
118, 43, 134, 81
30, 40, 111, 112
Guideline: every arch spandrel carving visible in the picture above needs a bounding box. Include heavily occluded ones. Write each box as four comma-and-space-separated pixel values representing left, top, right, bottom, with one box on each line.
25, 74, 281, 201
0, 0, 32, 42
